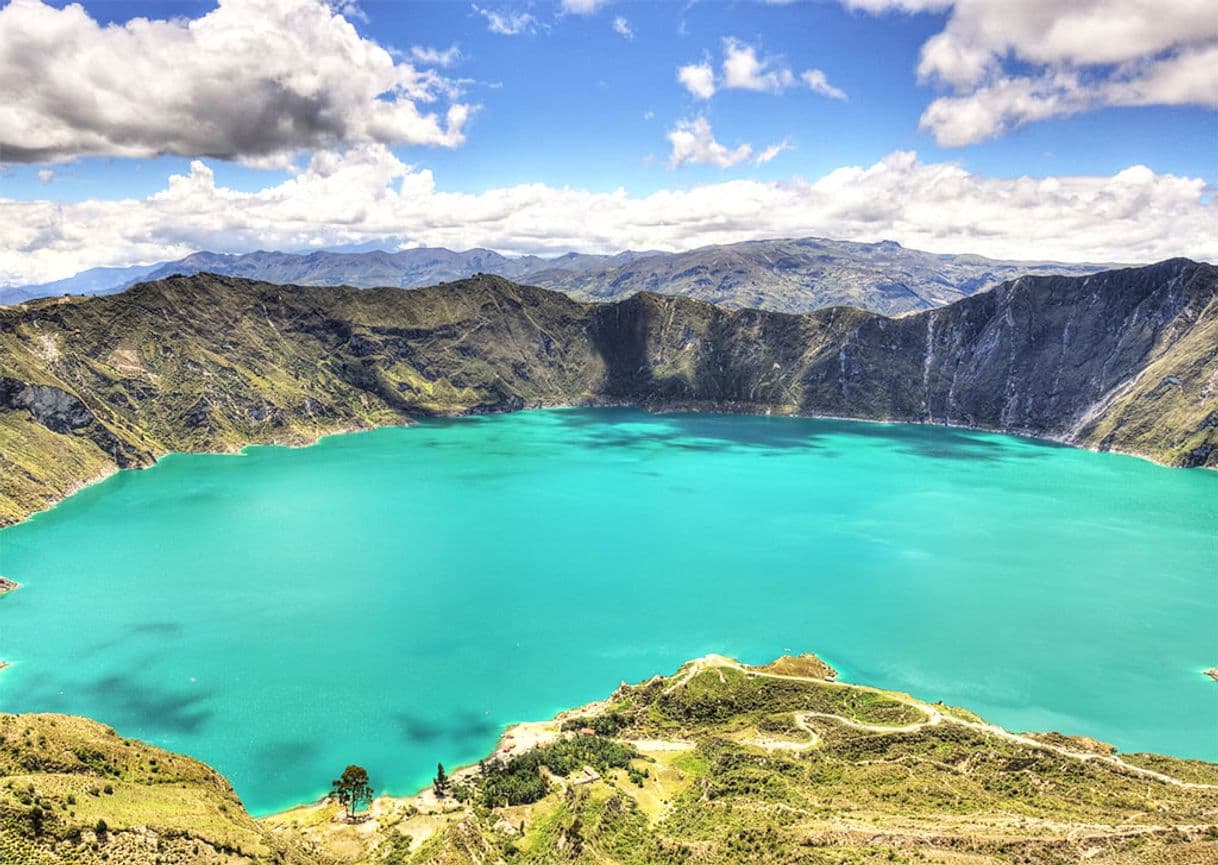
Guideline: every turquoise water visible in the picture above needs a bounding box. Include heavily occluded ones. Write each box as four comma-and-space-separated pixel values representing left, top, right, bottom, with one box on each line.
1, 409, 1216, 814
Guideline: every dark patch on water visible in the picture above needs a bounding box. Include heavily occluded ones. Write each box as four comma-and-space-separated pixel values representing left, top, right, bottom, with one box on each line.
130, 622, 184, 636
15, 670, 215, 735
391, 710, 497, 746
457, 469, 522, 483
250, 740, 321, 776
547, 409, 829, 454
546, 407, 1062, 465
81, 674, 215, 734
391, 712, 447, 744
448, 710, 499, 741
77, 621, 185, 656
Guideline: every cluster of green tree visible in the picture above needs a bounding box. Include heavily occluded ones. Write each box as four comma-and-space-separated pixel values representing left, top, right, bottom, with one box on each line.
475, 736, 641, 808
559, 711, 631, 737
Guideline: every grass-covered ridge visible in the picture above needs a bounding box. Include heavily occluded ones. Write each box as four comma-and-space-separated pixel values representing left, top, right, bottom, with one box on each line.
3, 654, 1216, 864
1, 258, 1216, 524
0, 713, 314, 865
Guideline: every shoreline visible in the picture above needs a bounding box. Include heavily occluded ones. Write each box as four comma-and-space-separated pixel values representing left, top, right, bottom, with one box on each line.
2, 398, 1210, 532
254, 647, 1218, 822
1, 635, 1214, 858
263, 692, 610, 820
254, 653, 1218, 860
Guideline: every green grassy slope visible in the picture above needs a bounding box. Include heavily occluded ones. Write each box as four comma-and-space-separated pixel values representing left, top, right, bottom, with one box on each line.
1, 260, 1215, 524
274, 655, 1218, 865
0, 713, 313, 865
5, 657, 1216, 865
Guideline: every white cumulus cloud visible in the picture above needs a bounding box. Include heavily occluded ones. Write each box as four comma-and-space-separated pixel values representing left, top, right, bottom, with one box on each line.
0, 0, 471, 164
801, 69, 848, 101
409, 44, 462, 67
721, 37, 798, 92
3, 148, 1213, 289
667, 118, 755, 168
677, 63, 717, 100
677, 38, 847, 101
472, 4, 538, 35
612, 16, 632, 39
561, 0, 610, 13
753, 139, 794, 165
846, 0, 1218, 144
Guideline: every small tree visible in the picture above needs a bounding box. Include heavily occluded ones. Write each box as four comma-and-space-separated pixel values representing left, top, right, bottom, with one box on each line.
331, 765, 373, 819
434, 762, 449, 797
29, 805, 44, 838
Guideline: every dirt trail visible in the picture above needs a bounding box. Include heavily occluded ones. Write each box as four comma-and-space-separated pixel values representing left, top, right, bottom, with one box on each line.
681, 656, 1217, 791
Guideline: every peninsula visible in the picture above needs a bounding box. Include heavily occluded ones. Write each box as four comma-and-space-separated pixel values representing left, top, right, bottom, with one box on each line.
2, 654, 1216, 864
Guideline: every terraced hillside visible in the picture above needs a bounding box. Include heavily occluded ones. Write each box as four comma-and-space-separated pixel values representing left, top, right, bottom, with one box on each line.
1, 258, 1215, 524
4, 656, 1217, 864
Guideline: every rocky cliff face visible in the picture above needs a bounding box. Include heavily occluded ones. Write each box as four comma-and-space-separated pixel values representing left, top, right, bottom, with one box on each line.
1, 259, 1214, 523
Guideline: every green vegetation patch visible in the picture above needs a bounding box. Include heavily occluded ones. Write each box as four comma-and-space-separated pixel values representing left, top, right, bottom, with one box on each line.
471, 736, 640, 808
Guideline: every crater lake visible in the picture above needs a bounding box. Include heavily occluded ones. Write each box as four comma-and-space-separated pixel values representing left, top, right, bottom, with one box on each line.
1, 408, 1215, 814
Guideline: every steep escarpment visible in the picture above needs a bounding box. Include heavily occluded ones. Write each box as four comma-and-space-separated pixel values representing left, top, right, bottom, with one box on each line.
852, 258, 1218, 460
0, 259, 1214, 523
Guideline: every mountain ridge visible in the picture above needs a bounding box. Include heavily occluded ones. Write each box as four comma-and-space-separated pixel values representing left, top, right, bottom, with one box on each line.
0, 236, 1117, 315
0, 258, 1214, 525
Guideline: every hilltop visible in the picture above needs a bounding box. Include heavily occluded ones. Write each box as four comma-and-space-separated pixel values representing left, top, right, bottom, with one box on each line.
0, 237, 1112, 316
1, 259, 1215, 524
3, 655, 1217, 864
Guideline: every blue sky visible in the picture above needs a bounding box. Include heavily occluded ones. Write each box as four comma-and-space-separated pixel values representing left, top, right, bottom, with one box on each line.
6, 0, 1216, 201
0, 0, 1215, 283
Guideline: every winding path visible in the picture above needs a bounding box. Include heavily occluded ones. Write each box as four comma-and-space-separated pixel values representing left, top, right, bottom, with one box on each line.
677, 656, 1217, 791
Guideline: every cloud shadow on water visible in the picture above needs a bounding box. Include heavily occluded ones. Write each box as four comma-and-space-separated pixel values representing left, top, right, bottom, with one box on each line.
548, 407, 1059, 464
76, 621, 185, 658
391, 712, 447, 745
391, 709, 498, 748
250, 739, 322, 778
80, 674, 216, 734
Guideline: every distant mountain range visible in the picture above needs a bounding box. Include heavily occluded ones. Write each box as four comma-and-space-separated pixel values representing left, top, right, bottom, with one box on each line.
2, 259, 1214, 524
0, 237, 1116, 314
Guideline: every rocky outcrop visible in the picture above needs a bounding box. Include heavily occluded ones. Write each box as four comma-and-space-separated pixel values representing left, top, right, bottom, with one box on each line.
0, 259, 1214, 523
0, 377, 93, 433
0, 376, 147, 468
